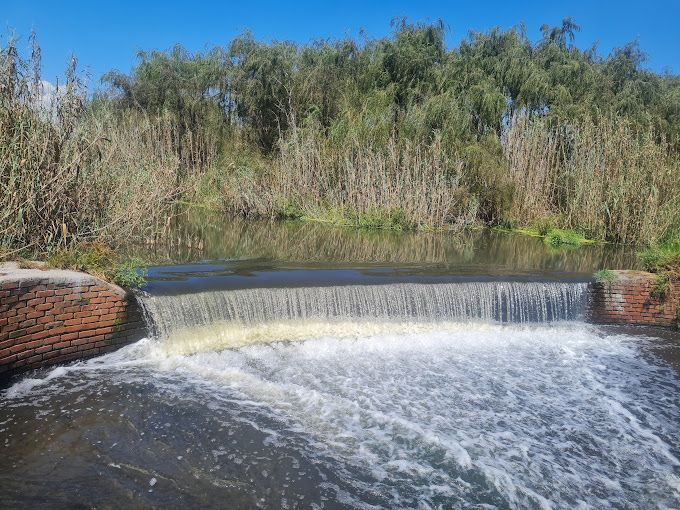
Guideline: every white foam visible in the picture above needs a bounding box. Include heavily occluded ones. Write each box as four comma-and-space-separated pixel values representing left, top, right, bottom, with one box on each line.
134, 321, 680, 507
2, 320, 679, 508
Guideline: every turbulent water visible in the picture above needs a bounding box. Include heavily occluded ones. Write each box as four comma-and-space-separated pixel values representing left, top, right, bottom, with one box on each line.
1, 282, 680, 509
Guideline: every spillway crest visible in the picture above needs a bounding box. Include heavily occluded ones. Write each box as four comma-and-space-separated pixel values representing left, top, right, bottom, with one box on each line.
140, 281, 588, 340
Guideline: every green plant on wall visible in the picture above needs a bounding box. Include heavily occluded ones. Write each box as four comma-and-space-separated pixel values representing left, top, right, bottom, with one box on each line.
650, 273, 671, 301
48, 243, 148, 288
594, 269, 617, 286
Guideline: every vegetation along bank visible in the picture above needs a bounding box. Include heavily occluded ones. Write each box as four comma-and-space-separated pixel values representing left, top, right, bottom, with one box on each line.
1, 18, 678, 273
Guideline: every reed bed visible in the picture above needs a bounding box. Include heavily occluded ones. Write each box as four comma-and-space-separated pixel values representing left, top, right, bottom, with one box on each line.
224, 126, 477, 231
504, 114, 680, 244
3, 23, 679, 257
0, 38, 213, 257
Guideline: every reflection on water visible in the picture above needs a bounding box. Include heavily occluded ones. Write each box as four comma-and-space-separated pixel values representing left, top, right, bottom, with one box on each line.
125, 210, 638, 272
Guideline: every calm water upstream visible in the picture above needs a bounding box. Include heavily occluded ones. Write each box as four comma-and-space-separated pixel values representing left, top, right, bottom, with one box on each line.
1, 214, 678, 509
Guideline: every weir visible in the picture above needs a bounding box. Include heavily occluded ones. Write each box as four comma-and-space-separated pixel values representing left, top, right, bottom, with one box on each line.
139, 281, 588, 340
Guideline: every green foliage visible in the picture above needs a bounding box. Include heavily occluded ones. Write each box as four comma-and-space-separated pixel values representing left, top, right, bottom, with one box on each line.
543, 229, 589, 247
650, 272, 670, 300
47, 243, 147, 288
3, 19, 680, 248
638, 240, 680, 273
638, 240, 679, 304
533, 216, 561, 236
355, 208, 415, 231
276, 203, 304, 221
594, 269, 617, 284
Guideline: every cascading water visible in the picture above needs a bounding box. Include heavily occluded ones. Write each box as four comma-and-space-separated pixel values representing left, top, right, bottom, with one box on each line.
140, 281, 588, 339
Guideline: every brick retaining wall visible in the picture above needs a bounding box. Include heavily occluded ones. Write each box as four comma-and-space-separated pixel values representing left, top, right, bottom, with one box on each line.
0, 266, 146, 377
588, 270, 679, 328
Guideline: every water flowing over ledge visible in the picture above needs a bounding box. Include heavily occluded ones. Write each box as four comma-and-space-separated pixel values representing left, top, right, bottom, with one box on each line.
140, 281, 588, 340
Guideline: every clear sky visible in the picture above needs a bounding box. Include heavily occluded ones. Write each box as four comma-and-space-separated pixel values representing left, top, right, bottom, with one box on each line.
3, 0, 679, 88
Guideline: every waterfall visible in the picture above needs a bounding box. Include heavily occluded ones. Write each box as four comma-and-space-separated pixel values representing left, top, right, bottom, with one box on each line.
139, 281, 588, 340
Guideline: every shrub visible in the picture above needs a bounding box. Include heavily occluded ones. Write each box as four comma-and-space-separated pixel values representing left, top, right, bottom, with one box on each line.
638, 240, 680, 273
47, 243, 147, 288
594, 269, 617, 285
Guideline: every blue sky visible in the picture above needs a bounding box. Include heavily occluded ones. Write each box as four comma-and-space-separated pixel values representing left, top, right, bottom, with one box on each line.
3, 0, 679, 88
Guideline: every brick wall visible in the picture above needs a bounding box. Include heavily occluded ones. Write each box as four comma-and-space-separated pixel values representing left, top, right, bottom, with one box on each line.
0, 269, 146, 377
589, 270, 679, 328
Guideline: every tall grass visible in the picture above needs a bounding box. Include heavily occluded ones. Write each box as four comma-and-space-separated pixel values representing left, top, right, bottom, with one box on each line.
0, 38, 213, 257
504, 113, 680, 244
222, 112, 678, 244
2, 27, 679, 256
224, 122, 477, 231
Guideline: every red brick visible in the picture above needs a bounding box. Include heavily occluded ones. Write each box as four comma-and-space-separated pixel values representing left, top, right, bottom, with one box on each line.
8, 328, 26, 339
30, 330, 55, 341
8, 314, 25, 325
71, 337, 90, 346
63, 294, 85, 302
0, 354, 17, 364
16, 339, 42, 352
26, 354, 43, 365
19, 318, 36, 329
1, 295, 18, 305
63, 324, 89, 334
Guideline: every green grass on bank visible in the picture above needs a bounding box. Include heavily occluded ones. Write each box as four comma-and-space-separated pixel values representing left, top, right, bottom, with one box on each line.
542, 229, 592, 247
594, 269, 617, 284
493, 224, 594, 248
638, 240, 680, 273
637, 240, 680, 301
47, 243, 148, 288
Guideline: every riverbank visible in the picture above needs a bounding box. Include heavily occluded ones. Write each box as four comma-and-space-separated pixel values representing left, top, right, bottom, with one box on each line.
2, 22, 679, 260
